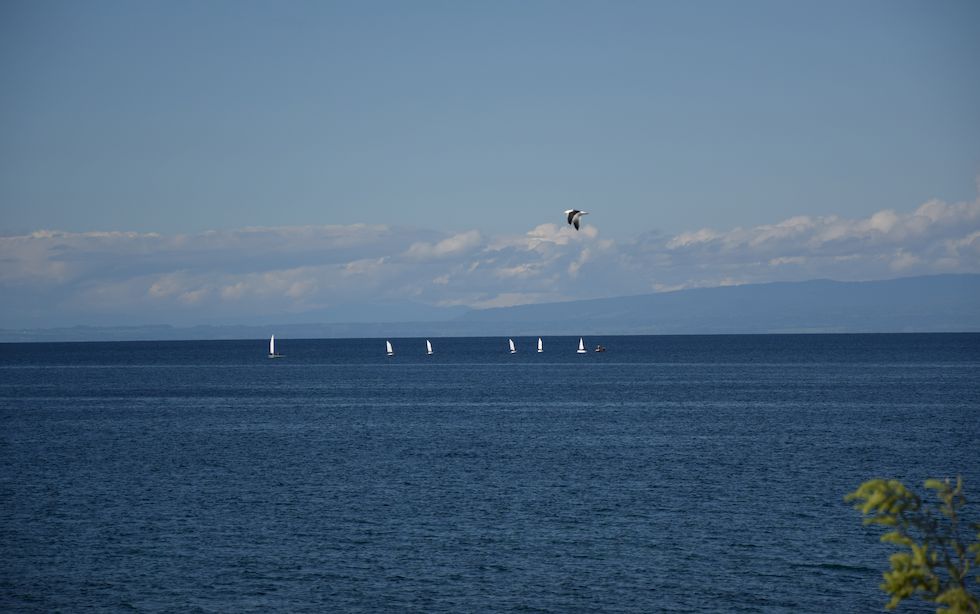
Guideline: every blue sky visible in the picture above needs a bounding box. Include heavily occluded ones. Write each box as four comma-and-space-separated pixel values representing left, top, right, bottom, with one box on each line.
1, 1, 978, 327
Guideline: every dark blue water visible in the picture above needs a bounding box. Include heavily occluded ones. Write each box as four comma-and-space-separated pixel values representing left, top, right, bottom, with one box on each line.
1, 334, 978, 612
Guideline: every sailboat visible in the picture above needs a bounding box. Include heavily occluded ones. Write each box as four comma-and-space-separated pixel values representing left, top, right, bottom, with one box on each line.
268, 335, 282, 358
577, 337, 587, 354
508, 338, 516, 354
537, 337, 543, 353
386, 340, 394, 357
426, 339, 433, 355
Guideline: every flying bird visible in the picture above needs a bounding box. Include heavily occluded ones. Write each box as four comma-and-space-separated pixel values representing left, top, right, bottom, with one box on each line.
565, 209, 589, 230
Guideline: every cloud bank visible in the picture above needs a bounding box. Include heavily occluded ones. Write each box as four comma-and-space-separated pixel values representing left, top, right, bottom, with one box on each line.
2, 193, 979, 327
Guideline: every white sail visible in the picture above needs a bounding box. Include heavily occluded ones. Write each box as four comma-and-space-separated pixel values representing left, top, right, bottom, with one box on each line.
577, 337, 587, 353
509, 338, 516, 353
426, 339, 433, 355
537, 337, 543, 353
268, 335, 282, 358
386, 340, 394, 356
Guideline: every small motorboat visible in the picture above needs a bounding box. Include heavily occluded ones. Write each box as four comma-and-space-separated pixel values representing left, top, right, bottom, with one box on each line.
594, 344, 606, 353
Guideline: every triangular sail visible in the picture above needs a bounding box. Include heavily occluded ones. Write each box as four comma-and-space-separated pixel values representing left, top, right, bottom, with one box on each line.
537, 337, 543, 352
509, 338, 516, 353
267, 335, 283, 358
426, 339, 433, 355
577, 337, 587, 353
386, 340, 394, 355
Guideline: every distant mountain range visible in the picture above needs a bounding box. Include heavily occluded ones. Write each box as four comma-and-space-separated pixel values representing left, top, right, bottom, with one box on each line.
458, 273, 980, 335
2, 274, 978, 342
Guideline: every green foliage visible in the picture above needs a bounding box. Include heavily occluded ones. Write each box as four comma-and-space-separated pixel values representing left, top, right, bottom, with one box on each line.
846, 477, 980, 614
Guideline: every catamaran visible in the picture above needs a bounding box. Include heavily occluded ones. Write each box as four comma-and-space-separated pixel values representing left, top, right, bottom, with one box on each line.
426, 339, 433, 355
268, 335, 282, 358
386, 340, 394, 356
577, 337, 587, 354
537, 337, 543, 353
508, 338, 516, 354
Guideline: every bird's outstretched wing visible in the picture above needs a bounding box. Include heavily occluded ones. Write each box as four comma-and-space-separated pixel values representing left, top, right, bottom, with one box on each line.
566, 209, 578, 225
573, 218, 580, 230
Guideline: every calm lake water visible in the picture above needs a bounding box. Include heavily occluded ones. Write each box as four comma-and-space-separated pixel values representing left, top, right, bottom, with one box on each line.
2, 334, 978, 612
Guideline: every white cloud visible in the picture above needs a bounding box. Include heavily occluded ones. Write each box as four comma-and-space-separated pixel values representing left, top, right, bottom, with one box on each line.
148, 274, 184, 298
641, 194, 980, 285
343, 257, 387, 276
769, 256, 806, 267
438, 292, 564, 310
405, 230, 482, 261
179, 288, 209, 305
948, 231, 980, 255
568, 247, 592, 277
220, 282, 247, 301
666, 227, 721, 249
890, 250, 920, 271
1, 190, 978, 327
494, 263, 541, 279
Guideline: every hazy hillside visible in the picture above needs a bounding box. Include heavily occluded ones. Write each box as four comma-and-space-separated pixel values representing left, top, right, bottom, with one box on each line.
2, 275, 978, 342
457, 274, 980, 335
